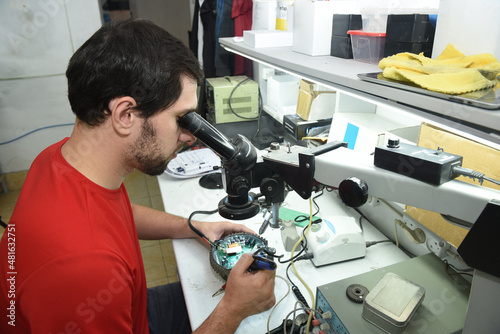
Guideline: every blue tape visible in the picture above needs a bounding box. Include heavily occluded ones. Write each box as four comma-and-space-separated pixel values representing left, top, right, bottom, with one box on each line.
343, 123, 359, 150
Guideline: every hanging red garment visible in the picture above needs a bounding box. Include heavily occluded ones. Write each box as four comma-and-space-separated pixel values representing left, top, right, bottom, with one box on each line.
232, 0, 253, 76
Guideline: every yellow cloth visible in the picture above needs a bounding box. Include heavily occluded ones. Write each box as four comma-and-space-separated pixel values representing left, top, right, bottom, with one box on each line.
378, 44, 500, 94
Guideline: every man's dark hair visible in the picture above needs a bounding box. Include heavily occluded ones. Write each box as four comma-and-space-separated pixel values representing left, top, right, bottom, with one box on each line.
66, 19, 204, 126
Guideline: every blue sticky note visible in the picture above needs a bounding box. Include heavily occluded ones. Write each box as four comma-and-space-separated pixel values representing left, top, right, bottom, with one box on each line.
343, 123, 359, 150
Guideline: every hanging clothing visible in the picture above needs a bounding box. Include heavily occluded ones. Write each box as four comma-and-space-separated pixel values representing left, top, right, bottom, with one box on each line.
232, 0, 253, 76
200, 0, 217, 77
189, 0, 200, 60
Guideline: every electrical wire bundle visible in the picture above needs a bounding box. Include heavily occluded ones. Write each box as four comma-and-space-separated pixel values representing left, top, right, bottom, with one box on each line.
187, 209, 219, 247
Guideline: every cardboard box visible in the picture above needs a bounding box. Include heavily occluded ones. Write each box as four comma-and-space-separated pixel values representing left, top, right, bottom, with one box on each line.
243, 30, 293, 48
406, 123, 500, 248
296, 80, 336, 121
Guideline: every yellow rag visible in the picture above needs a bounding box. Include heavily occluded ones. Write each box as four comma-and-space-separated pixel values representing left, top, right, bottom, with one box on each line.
378, 44, 500, 94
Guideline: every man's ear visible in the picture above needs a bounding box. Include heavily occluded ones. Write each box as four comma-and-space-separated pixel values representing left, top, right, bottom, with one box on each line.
108, 97, 138, 136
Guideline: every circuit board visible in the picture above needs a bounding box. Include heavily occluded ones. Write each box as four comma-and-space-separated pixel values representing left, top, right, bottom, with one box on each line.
212, 233, 267, 270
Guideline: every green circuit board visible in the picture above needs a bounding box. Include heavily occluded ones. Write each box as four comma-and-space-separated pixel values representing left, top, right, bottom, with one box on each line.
213, 233, 267, 269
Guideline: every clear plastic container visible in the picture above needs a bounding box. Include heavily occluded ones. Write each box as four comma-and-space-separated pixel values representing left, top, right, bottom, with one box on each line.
347, 30, 386, 64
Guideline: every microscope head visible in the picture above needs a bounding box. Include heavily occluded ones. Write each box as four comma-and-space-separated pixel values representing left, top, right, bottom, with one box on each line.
178, 111, 261, 220
178, 111, 339, 222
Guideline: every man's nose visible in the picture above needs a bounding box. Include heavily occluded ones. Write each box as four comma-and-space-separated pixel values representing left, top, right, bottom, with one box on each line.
180, 127, 196, 143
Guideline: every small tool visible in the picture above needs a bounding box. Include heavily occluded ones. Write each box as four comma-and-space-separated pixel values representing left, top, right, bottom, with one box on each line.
248, 253, 277, 271
259, 209, 272, 235
212, 284, 226, 297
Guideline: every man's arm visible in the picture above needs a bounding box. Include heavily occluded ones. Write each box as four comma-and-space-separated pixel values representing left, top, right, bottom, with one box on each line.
131, 204, 253, 241
132, 205, 276, 333
131, 203, 196, 240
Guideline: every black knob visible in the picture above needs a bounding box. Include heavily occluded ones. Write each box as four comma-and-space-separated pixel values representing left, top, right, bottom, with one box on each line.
232, 176, 249, 196
338, 177, 368, 208
260, 178, 279, 197
387, 138, 400, 148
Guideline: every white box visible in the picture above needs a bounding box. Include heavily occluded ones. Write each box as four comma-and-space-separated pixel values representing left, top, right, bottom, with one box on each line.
252, 0, 277, 31
292, 1, 357, 56
308, 93, 337, 121
267, 74, 300, 108
243, 30, 293, 48
264, 104, 296, 124
265, 74, 300, 123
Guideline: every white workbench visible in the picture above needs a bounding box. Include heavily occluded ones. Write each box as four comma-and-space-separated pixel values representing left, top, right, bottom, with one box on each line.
157, 173, 410, 333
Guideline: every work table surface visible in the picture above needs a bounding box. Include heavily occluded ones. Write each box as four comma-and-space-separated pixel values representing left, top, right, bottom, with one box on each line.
157, 173, 409, 333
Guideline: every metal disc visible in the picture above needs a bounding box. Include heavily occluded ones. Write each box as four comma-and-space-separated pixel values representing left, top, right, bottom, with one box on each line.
346, 284, 369, 303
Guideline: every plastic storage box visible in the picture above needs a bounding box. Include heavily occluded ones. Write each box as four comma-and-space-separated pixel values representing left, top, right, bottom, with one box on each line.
332, 14, 363, 36
347, 30, 386, 64
330, 14, 362, 59
386, 14, 435, 43
384, 14, 435, 57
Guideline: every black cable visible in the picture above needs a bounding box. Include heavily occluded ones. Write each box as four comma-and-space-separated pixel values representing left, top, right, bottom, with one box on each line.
452, 165, 500, 186
353, 207, 367, 232
277, 226, 312, 264
286, 262, 295, 286
285, 254, 314, 309
227, 77, 260, 120
292, 286, 310, 309
278, 244, 306, 264
251, 85, 264, 140
187, 209, 219, 247
293, 189, 324, 225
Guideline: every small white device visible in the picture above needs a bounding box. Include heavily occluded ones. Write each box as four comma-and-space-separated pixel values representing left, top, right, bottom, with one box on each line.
165, 148, 221, 179
306, 215, 366, 267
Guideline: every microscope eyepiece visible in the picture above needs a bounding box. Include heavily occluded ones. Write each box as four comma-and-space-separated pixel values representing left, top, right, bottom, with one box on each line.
177, 111, 260, 220
178, 111, 237, 161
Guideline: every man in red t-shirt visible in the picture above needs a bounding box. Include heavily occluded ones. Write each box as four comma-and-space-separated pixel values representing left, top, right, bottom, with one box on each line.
0, 19, 275, 334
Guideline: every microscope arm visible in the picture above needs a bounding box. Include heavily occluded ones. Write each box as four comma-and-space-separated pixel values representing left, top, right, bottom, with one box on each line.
313, 146, 499, 227
178, 111, 345, 222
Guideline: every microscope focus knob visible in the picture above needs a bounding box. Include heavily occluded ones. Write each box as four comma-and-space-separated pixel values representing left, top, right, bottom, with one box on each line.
261, 178, 279, 197
338, 177, 368, 208
232, 176, 249, 195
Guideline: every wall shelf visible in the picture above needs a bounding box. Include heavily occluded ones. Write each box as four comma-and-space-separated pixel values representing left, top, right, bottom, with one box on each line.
220, 37, 500, 147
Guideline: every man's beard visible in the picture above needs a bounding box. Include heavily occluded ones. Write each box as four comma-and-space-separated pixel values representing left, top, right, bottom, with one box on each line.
128, 119, 176, 176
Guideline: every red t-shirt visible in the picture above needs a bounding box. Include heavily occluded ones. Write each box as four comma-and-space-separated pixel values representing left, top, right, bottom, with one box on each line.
0, 138, 148, 333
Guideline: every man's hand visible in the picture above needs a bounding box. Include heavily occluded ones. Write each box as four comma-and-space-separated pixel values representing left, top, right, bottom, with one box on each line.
194, 220, 255, 243
223, 253, 276, 318
194, 253, 276, 334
